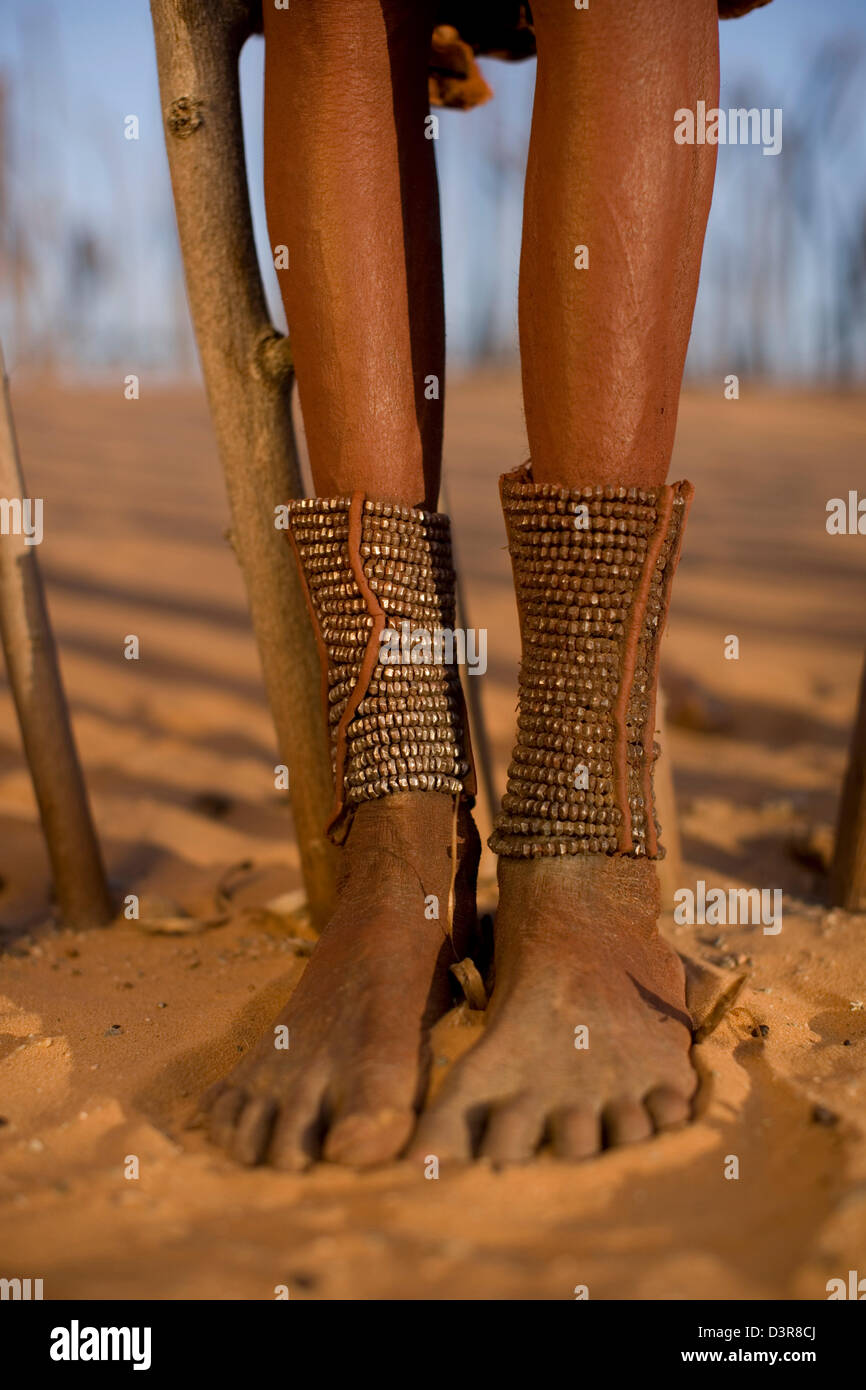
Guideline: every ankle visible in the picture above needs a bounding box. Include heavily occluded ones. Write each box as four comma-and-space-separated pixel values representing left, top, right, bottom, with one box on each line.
498, 854, 661, 927
342, 792, 476, 863
334, 793, 480, 949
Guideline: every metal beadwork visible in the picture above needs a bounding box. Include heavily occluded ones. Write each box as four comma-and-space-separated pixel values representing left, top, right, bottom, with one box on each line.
489, 464, 692, 860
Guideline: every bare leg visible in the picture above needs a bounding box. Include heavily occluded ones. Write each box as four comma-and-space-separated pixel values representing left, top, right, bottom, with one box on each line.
202, 0, 479, 1169
521, 0, 717, 488
412, 0, 719, 1164
263, 0, 443, 508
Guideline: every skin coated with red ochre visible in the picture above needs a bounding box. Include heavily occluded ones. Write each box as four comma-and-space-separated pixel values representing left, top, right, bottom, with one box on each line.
201, 0, 720, 1166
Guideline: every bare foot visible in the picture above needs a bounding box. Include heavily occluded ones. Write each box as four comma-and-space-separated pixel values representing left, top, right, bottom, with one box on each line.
201, 793, 479, 1168
410, 855, 695, 1165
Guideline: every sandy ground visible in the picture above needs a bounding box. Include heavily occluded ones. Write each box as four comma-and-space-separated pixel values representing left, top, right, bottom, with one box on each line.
1, 373, 865, 1300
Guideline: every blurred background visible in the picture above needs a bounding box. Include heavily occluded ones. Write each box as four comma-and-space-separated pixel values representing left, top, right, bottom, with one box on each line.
2, 0, 866, 380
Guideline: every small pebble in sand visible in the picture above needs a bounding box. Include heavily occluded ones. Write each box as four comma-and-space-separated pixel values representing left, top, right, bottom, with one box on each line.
811, 1105, 838, 1126
751, 1024, 770, 1038
105, 1024, 124, 1036
843, 1039, 852, 1046
157, 1002, 167, 1009
850, 1001, 864, 1012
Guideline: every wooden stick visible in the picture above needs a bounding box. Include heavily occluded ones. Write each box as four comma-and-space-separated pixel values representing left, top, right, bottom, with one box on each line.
0, 346, 113, 927
440, 478, 498, 835
654, 684, 683, 914
150, 0, 338, 927
830, 653, 866, 911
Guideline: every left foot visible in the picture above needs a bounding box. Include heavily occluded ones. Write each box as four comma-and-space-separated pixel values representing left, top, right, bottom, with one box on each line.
410, 854, 696, 1164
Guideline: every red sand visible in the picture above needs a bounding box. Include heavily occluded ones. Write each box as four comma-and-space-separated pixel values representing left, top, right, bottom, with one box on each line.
0, 375, 864, 1298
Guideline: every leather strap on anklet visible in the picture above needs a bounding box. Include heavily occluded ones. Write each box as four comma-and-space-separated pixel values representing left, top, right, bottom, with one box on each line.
489, 463, 693, 861
287, 493, 475, 843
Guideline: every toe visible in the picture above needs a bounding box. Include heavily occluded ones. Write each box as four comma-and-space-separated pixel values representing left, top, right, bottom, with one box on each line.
324, 1058, 420, 1167
549, 1105, 601, 1160
645, 1084, 692, 1132
602, 1097, 653, 1148
479, 1095, 545, 1165
324, 1107, 415, 1167
231, 1095, 278, 1166
268, 1086, 327, 1171
208, 1087, 246, 1150
199, 1079, 226, 1113
408, 1096, 484, 1164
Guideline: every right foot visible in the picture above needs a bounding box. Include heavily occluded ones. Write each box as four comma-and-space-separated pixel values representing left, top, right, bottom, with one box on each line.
200, 793, 479, 1169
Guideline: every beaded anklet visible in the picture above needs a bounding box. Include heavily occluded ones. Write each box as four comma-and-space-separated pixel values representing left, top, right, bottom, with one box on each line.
490, 463, 693, 860
287, 492, 475, 842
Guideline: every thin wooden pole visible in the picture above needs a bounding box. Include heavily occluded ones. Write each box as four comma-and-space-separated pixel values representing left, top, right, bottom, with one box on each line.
150, 0, 338, 927
655, 685, 684, 914
440, 478, 497, 833
830, 653, 866, 911
0, 346, 113, 927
